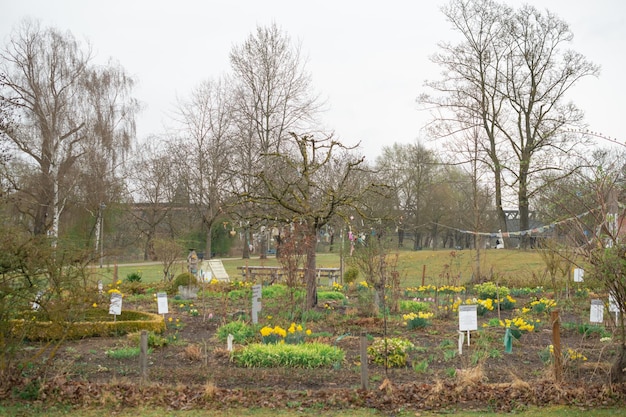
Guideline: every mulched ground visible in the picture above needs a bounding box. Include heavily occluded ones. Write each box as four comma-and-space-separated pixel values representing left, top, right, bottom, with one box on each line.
4, 290, 624, 413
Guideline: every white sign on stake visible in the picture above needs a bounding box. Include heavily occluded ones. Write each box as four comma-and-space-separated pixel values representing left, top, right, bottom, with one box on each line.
459, 305, 477, 348
109, 292, 123, 316
574, 268, 584, 283
459, 305, 478, 331
590, 299, 604, 323
227, 334, 234, 351
251, 284, 262, 324
157, 292, 169, 315
98, 280, 103, 294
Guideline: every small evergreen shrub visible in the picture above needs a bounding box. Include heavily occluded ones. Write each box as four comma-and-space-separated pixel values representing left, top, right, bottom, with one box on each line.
173, 272, 198, 288
343, 267, 359, 284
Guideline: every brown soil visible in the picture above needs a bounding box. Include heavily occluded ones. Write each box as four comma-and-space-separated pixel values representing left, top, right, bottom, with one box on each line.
9, 292, 626, 413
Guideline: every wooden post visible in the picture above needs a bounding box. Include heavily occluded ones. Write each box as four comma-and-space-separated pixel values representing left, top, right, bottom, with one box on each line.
140, 330, 148, 382
551, 310, 562, 383
360, 334, 369, 390
421, 264, 426, 287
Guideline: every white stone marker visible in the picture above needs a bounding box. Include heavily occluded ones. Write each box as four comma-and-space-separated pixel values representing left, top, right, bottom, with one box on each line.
252, 284, 262, 324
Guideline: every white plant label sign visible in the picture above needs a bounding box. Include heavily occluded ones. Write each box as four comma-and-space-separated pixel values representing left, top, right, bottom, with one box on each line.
573, 268, 584, 283
157, 292, 169, 315
459, 305, 478, 331
590, 299, 604, 323
109, 292, 123, 316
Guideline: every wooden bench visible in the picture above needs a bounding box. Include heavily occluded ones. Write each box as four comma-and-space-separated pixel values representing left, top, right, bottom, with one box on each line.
237, 266, 340, 286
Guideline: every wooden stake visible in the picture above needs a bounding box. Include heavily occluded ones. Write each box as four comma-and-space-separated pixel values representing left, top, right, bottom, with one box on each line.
140, 330, 148, 383
551, 310, 562, 383
360, 334, 369, 390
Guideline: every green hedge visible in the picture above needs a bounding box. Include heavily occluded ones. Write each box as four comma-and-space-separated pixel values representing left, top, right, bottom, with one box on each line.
11, 310, 165, 341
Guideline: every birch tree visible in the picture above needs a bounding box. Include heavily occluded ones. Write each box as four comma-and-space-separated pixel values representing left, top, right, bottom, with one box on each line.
0, 20, 137, 242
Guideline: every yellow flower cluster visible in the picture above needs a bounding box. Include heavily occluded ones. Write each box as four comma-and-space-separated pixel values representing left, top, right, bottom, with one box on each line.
438, 285, 466, 294
358, 281, 369, 288
500, 317, 535, 332
530, 298, 557, 309
505, 295, 516, 304
107, 279, 123, 296
260, 325, 287, 338
477, 298, 495, 311
567, 348, 588, 361
402, 312, 434, 321
411, 285, 437, 292
332, 282, 344, 292
260, 323, 312, 339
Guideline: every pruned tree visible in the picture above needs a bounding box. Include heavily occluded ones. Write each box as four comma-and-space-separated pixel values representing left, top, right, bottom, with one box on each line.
0, 19, 137, 243
420, 0, 600, 247
253, 132, 379, 309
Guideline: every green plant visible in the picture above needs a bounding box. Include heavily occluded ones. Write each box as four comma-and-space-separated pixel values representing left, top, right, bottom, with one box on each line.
445, 367, 457, 378
443, 349, 457, 362
125, 271, 142, 283
343, 267, 359, 284
576, 323, 611, 339
173, 272, 198, 288
403, 312, 434, 329
317, 291, 345, 301
216, 320, 256, 344
367, 337, 415, 368
399, 300, 430, 313
105, 346, 152, 359
413, 359, 429, 373
232, 342, 345, 368
12, 378, 41, 400
473, 282, 510, 299
126, 331, 169, 348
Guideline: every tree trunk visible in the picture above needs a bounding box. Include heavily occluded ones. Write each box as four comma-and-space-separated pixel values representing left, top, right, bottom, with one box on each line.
205, 223, 213, 260
611, 345, 626, 383
304, 226, 318, 309
242, 228, 250, 259
518, 168, 530, 249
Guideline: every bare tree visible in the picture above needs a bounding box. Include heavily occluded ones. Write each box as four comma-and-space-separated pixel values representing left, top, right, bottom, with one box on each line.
169, 78, 234, 258
125, 141, 177, 260
0, 20, 137, 242
420, 0, 600, 247
376, 143, 439, 250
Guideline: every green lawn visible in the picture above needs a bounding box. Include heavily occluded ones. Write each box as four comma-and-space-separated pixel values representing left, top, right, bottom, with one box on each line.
92, 248, 561, 289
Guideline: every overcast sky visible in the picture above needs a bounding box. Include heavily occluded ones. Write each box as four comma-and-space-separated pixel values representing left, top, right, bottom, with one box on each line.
1, 0, 624, 161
